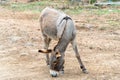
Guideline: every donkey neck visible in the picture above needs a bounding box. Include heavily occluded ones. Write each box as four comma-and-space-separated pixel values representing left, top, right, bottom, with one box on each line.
54, 37, 69, 55
54, 16, 72, 55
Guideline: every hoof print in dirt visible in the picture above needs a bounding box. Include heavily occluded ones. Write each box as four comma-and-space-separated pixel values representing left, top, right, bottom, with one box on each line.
20, 53, 29, 56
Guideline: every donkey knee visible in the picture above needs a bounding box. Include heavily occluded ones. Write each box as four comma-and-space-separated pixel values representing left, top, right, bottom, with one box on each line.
76, 55, 80, 59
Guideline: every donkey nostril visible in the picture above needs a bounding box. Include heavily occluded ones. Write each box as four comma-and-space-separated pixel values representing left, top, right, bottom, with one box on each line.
51, 73, 57, 77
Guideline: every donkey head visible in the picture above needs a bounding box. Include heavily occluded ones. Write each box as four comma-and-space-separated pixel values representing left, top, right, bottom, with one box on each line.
38, 49, 64, 77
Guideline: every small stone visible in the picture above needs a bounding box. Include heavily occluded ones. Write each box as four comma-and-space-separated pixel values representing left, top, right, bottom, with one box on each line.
20, 53, 29, 56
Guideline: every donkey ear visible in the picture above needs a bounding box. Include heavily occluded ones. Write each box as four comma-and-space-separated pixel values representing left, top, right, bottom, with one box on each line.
55, 50, 61, 58
38, 49, 52, 53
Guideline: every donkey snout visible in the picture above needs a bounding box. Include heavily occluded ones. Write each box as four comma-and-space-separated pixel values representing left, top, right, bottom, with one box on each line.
50, 69, 59, 77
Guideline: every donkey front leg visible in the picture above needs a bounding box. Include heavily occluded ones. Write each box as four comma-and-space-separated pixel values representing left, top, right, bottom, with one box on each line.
71, 39, 88, 74
59, 55, 65, 75
43, 36, 51, 66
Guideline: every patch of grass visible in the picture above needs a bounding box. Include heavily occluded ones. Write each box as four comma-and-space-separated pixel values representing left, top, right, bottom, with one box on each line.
108, 20, 120, 29
65, 6, 120, 15
1, 1, 84, 14
12, 2, 44, 11
92, 9, 120, 15
1, 1, 120, 15
98, 20, 120, 30
108, 20, 119, 26
2, 1, 51, 12
64, 8, 83, 15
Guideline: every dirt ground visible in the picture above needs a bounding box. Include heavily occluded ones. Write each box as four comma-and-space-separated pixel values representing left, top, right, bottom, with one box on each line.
0, 6, 120, 80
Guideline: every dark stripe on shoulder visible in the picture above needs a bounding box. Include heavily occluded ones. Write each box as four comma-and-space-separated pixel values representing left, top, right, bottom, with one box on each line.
63, 16, 72, 20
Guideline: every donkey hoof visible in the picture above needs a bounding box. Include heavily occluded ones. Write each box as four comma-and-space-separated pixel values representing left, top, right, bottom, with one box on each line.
83, 69, 89, 74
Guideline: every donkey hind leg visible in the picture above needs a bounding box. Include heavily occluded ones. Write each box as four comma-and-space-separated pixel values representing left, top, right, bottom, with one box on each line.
71, 40, 88, 74
43, 36, 51, 66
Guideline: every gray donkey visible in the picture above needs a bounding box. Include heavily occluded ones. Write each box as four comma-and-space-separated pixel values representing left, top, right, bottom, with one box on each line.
38, 7, 88, 77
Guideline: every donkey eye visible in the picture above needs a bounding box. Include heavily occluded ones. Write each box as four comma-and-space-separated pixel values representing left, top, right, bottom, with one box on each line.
53, 61, 57, 64
56, 57, 60, 59
56, 52, 58, 55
